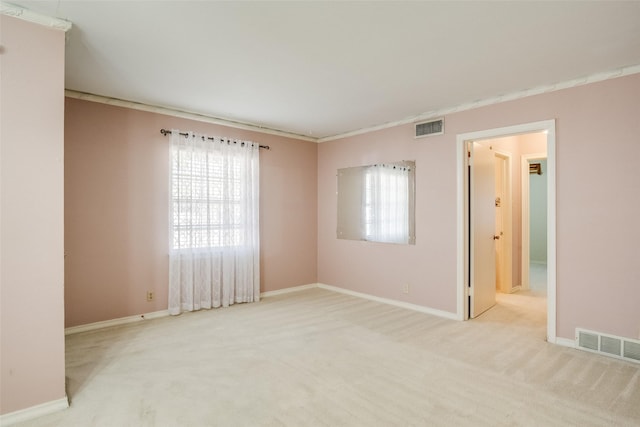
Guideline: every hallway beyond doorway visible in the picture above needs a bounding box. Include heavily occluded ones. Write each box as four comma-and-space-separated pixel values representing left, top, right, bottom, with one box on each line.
529, 263, 547, 294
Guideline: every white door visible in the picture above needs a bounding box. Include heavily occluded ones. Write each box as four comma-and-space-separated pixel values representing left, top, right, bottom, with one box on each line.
470, 141, 496, 318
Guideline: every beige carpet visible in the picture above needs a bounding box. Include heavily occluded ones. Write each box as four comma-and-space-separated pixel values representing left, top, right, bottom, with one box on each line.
15, 288, 640, 426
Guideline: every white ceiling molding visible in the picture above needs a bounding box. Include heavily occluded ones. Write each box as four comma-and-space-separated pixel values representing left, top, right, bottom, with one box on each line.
66, 63, 640, 145
64, 90, 317, 143
1, 2, 72, 31
318, 63, 640, 143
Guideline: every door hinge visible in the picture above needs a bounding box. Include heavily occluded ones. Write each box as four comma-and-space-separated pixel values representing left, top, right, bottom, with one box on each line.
465, 286, 472, 297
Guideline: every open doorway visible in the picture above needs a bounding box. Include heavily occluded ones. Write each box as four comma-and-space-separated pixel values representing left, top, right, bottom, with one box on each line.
522, 155, 548, 294
456, 120, 557, 343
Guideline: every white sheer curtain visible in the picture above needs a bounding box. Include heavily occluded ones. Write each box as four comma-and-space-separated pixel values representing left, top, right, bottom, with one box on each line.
168, 130, 260, 315
364, 164, 410, 244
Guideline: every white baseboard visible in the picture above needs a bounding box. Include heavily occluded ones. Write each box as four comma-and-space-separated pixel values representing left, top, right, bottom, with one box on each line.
67, 283, 457, 335
64, 310, 170, 335
260, 283, 319, 298
0, 396, 68, 426
263, 282, 459, 321
317, 283, 459, 321
66, 284, 322, 335
509, 286, 522, 293
67, 284, 320, 335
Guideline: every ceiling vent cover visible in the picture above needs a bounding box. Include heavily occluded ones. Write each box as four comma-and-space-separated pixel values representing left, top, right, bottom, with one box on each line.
415, 118, 444, 138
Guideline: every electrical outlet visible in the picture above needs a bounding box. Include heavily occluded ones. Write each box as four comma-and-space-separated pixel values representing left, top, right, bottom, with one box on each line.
402, 284, 409, 294
146, 291, 154, 302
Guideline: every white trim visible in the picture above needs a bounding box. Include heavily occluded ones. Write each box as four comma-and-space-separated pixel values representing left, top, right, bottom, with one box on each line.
64, 90, 317, 143
0, 2, 72, 31
64, 310, 170, 335
318, 64, 640, 143
456, 120, 557, 343
317, 283, 459, 321
260, 283, 318, 298
521, 153, 547, 291
547, 127, 557, 345
64, 64, 640, 143
66, 284, 458, 337
0, 397, 68, 426
65, 284, 321, 335
455, 136, 466, 321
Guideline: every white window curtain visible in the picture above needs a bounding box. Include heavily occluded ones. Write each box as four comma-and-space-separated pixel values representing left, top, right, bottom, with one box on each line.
168, 130, 260, 315
364, 164, 410, 244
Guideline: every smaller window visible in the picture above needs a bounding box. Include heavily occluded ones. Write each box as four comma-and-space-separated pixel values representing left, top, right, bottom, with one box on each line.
337, 161, 415, 244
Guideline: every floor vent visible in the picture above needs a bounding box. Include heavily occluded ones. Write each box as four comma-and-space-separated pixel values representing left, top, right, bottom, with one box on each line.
576, 328, 640, 364
624, 341, 640, 362
415, 118, 444, 138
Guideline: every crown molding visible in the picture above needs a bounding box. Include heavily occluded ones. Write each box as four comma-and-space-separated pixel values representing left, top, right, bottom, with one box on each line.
318, 63, 640, 143
64, 91, 318, 143
66, 63, 640, 144
1, 2, 72, 31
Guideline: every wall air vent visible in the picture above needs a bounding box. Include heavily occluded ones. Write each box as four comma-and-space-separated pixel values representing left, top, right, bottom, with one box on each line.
576, 328, 640, 364
624, 341, 640, 362
415, 118, 444, 138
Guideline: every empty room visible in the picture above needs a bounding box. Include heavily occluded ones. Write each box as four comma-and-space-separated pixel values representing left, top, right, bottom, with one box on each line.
2, 1, 640, 426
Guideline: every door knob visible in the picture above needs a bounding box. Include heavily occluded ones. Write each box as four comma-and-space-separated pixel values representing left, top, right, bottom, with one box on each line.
493, 235, 500, 240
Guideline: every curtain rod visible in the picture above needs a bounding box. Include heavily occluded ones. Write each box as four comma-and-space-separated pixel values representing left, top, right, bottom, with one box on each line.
160, 129, 270, 150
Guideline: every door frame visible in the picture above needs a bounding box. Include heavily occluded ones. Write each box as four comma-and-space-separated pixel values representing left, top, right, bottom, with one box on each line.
456, 120, 557, 343
521, 153, 547, 290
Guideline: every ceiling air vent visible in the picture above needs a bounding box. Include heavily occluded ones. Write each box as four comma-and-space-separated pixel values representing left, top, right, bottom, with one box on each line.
415, 118, 444, 138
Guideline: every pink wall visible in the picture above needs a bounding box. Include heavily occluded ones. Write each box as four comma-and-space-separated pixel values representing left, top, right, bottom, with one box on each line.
64, 98, 317, 327
318, 73, 640, 341
0, 16, 67, 415
319, 124, 457, 313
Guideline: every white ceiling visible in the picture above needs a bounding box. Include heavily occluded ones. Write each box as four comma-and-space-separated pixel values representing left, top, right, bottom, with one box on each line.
9, 1, 640, 140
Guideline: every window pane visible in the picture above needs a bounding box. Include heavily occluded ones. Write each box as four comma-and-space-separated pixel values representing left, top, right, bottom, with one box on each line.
171, 145, 249, 249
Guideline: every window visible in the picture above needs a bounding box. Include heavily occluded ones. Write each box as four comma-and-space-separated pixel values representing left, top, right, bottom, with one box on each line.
170, 134, 258, 250
167, 130, 260, 314
364, 164, 411, 244
336, 161, 415, 244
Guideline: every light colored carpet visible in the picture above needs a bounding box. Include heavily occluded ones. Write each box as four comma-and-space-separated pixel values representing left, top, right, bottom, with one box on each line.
15, 288, 640, 426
